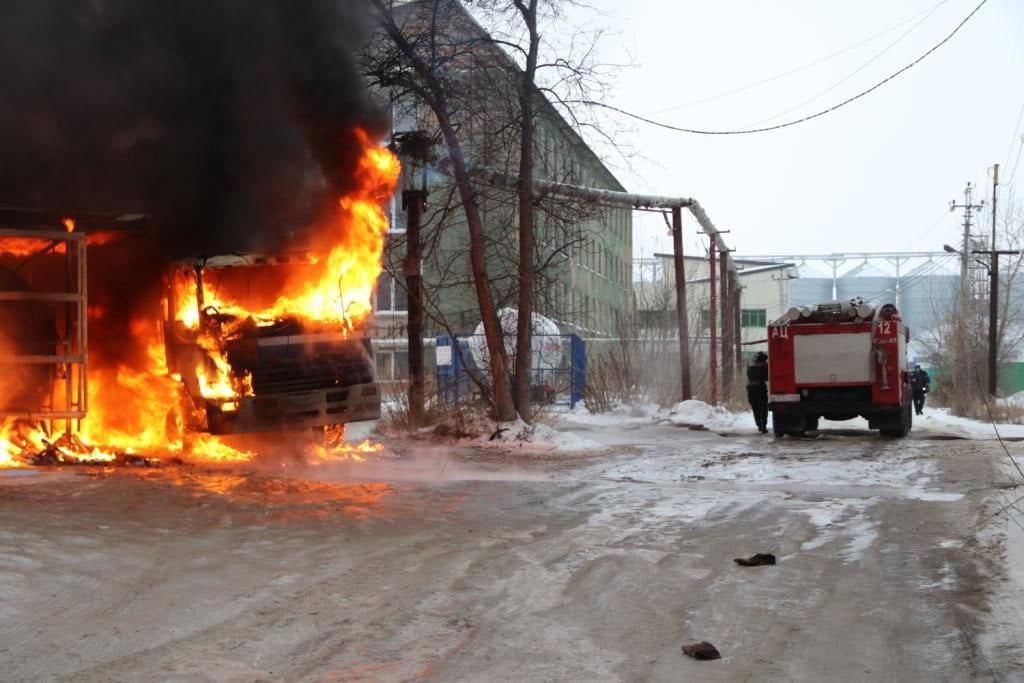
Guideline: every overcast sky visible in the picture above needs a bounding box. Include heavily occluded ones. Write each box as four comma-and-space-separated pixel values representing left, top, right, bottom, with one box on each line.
561, 0, 1024, 261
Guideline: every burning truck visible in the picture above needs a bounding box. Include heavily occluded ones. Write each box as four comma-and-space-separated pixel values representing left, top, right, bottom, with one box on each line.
1, 133, 400, 467
164, 253, 381, 436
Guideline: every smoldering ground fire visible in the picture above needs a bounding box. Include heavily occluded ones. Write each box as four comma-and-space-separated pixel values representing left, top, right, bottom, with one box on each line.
0, 0, 399, 466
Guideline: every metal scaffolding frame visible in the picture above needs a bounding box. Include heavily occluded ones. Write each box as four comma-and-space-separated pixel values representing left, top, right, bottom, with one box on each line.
0, 227, 88, 436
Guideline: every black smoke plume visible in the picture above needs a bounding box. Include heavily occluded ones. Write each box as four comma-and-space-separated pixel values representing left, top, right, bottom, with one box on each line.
0, 0, 386, 254
0, 0, 388, 368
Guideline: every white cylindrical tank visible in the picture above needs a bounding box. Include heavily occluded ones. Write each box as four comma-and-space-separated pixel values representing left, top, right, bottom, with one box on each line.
468, 308, 563, 374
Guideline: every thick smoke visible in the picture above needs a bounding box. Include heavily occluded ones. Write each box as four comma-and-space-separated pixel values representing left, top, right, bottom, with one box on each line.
0, 0, 386, 255
0, 0, 388, 368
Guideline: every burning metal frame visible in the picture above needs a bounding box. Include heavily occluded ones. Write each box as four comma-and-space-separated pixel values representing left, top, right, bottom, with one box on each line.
0, 223, 88, 438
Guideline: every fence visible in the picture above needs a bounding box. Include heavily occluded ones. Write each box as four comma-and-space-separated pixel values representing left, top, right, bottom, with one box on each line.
435, 334, 586, 409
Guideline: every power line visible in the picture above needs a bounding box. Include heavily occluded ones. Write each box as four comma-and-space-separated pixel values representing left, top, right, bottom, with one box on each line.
645, 0, 949, 116
587, 0, 990, 136
739, 2, 945, 130
897, 210, 958, 251
1010, 135, 1024, 188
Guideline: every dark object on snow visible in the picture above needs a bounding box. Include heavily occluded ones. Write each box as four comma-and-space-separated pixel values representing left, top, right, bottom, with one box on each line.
681, 641, 721, 660
734, 552, 777, 566
489, 427, 509, 441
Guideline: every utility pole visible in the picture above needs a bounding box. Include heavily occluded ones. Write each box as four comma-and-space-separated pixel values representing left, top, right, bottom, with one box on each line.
949, 182, 984, 403
733, 272, 743, 374
394, 131, 433, 426
720, 249, 736, 399
950, 182, 984, 308
708, 238, 718, 406
973, 163, 1021, 396
988, 165, 999, 396
671, 207, 692, 400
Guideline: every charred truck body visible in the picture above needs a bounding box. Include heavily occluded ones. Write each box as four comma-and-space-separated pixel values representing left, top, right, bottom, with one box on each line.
163, 254, 380, 435
767, 300, 912, 438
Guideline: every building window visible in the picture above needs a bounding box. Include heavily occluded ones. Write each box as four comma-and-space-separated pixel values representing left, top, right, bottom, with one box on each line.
394, 350, 409, 379
375, 350, 410, 381
741, 308, 767, 328
375, 271, 407, 313
376, 352, 391, 379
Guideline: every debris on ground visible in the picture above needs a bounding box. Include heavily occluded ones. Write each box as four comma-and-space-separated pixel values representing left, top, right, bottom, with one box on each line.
734, 552, 777, 566
681, 641, 722, 660
20, 435, 163, 468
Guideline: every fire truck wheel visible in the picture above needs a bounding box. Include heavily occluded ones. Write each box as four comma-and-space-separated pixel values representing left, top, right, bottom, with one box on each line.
880, 401, 912, 438
771, 412, 788, 437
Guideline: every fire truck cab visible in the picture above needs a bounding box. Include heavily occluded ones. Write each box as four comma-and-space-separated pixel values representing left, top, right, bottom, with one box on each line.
767, 300, 912, 438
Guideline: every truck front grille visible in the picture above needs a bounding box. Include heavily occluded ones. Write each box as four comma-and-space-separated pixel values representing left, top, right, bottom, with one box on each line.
227, 336, 375, 396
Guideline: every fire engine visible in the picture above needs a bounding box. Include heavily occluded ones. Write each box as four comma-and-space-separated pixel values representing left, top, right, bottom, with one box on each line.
766, 300, 912, 437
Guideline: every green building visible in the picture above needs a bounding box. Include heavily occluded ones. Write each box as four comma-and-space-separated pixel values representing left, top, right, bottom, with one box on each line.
369, 1, 632, 382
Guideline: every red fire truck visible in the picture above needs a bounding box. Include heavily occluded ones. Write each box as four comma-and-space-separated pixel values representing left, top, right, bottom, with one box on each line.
766, 300, 912, 437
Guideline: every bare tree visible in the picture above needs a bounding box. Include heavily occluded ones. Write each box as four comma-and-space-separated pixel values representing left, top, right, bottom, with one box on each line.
366, 0, 623, 421
916, 192, 1024, 415
368, 0, 517, 421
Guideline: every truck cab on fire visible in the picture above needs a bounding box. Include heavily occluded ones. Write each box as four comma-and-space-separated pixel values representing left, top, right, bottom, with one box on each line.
162, 253, 381, 436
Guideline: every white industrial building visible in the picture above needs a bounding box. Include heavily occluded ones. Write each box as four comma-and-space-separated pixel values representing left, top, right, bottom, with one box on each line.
634, 252, 968, 361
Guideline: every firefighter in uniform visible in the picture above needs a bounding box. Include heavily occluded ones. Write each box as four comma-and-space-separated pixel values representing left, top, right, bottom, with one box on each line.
910, 364, 930, 415
746, 351, 769, 433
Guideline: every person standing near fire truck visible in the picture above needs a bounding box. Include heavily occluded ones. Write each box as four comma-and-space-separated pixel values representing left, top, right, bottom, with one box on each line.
910, 364, 930, 415
746, 351, 769, 433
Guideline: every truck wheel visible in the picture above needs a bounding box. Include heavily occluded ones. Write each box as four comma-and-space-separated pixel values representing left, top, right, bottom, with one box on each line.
772, 411, 787, 437
880, 401, 912, 438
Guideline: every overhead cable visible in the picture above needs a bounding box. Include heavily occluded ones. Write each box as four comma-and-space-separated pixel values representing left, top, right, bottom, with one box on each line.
587, 0, 990, 136
645, 0, 949, 116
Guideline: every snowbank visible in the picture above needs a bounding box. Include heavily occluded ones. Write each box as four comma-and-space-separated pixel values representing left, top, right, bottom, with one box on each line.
664, 399, 753, 432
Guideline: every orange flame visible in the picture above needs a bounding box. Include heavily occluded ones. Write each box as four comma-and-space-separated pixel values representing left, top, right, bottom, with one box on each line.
1, 130, 399, 468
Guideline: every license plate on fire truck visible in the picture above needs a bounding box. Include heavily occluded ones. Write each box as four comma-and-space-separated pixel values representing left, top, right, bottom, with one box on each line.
770, 394, 800, 402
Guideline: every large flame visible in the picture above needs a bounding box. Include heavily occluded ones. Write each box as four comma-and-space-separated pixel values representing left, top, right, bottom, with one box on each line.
173, 130, 399, 332
1, 131, 400, 468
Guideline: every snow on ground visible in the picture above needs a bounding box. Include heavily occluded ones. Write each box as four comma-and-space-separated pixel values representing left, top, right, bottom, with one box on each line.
481, 419, 604, 452
999, 391, 1024, 409
663, 399, 752, 432
557, 402, 661, 427
558, 400, 1024, 441
912, 408, 1024, 439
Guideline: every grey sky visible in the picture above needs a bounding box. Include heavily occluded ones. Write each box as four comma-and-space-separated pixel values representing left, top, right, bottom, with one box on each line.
563, 0, 1024, 260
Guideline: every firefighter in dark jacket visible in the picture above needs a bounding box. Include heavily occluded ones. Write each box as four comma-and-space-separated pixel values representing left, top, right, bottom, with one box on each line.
747, 351, 769, 433
910, 364, 930, 415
